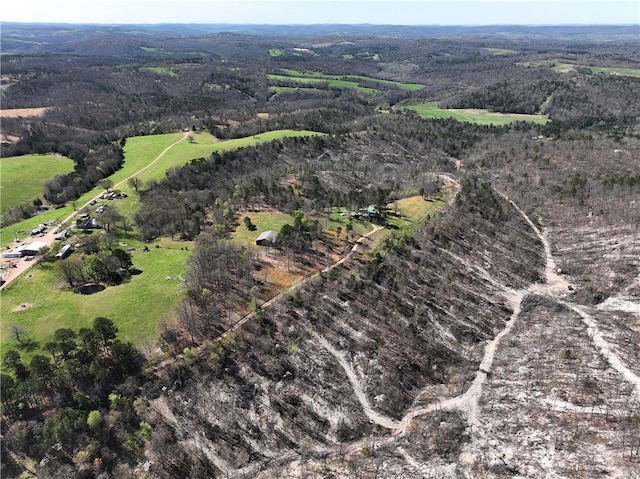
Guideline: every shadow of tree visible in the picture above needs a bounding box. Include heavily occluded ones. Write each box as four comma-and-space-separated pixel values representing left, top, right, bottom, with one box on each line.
17, 338, 40, 352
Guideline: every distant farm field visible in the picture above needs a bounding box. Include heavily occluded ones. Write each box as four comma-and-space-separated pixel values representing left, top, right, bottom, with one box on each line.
268, 73, 380, 94
0, 107, 50, 118
1, 154, 74, 212
140, 66, 177, 77
520, 59, 640, 78
268, 69, 424, 94
403, 102, 549, 125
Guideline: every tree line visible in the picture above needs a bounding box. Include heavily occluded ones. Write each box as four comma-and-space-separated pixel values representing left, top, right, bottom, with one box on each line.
2, 318, 145, 478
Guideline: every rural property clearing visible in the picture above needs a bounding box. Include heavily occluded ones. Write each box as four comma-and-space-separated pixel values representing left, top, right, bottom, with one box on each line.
402, 102, 549, 125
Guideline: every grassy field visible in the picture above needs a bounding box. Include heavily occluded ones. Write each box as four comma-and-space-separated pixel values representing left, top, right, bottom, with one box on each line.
1, 235, 192, 357
0, 129, 326, 357
140, 66, 177, 77
584, 65, 640, 78
268, 69, 425, 93
481, 47, 518, 56
389, 195, 447, 229
402, 102, 549, 126
0, 133, 184, 247
520, 59, 640, 78
268, 74, 380, 94
0, 130, 324, 247
231, 211, 295, 245
1, 154, 74, 212
278, 69, 425, 90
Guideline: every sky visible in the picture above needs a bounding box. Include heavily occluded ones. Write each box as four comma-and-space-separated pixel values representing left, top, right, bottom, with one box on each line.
3, 0, 639, 25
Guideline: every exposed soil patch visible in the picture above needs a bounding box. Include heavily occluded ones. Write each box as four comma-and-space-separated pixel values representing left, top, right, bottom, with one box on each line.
11, 303, 33, 312
0, 107, 50, 118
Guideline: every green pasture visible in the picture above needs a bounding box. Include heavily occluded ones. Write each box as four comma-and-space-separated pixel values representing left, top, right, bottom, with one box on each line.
1, 154, 74, 212
482, 47, 518, 56
390, 195, 446, 229
1, 129, 327, 355
0, 130, 324, 247
336, 74, 423, 91
585, 65, 640, 78
324, 209, 372, 237
403, 102, 549, 126
520, 59, 640, 78
140, 66, 177, 77
268, 74, 380, 94
0, 236, 192, 359
270, 86, 329, 95
271, 69, 424, 92
231, 211, 295, 245
269, 49, 284, 57
342, 53, 381, 61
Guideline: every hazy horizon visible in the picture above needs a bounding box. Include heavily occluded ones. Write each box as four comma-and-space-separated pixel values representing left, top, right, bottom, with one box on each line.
3, 1, 639, 26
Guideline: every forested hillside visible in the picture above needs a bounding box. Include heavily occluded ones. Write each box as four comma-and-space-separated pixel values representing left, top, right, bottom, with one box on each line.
1, 24, 639, 478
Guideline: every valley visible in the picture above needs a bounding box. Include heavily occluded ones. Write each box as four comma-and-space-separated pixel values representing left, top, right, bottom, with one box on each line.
1, 23, 639, 479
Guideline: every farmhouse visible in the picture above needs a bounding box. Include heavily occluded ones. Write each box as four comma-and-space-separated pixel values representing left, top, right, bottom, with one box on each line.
256, 230, 278, 247
77, 218, 102, 230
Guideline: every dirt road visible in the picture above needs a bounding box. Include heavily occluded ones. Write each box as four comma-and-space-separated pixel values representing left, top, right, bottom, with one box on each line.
0, 133, 189, 291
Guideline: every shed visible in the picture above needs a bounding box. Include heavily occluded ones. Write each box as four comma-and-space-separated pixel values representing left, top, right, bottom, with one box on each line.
256, 230, 278, 247
55, 244, 74, 259
20, 241, 48, 256
2, 249, 23, 259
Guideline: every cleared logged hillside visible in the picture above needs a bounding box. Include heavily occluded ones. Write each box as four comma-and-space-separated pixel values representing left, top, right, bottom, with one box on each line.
144, 181, 545, 477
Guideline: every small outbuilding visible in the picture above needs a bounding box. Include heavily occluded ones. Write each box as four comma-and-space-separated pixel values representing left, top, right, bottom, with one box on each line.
256, 230, 278, 247
20, 241, 48, 256
3, 241, 49, 258
55, 244, 74, 260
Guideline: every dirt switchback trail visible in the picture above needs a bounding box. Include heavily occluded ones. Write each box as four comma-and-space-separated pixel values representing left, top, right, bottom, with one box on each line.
295, 187, 640, 477
0, 133, 189, 291
147, 174, 640, 478
150, 178, 640, 478
313, 332, 401, 430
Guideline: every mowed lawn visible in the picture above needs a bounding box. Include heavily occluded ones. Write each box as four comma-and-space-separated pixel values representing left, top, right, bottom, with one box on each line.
1, 154, 74, 212
231, 210, 295, 245
403, 102, 549, 126
390, 195, 447, 227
